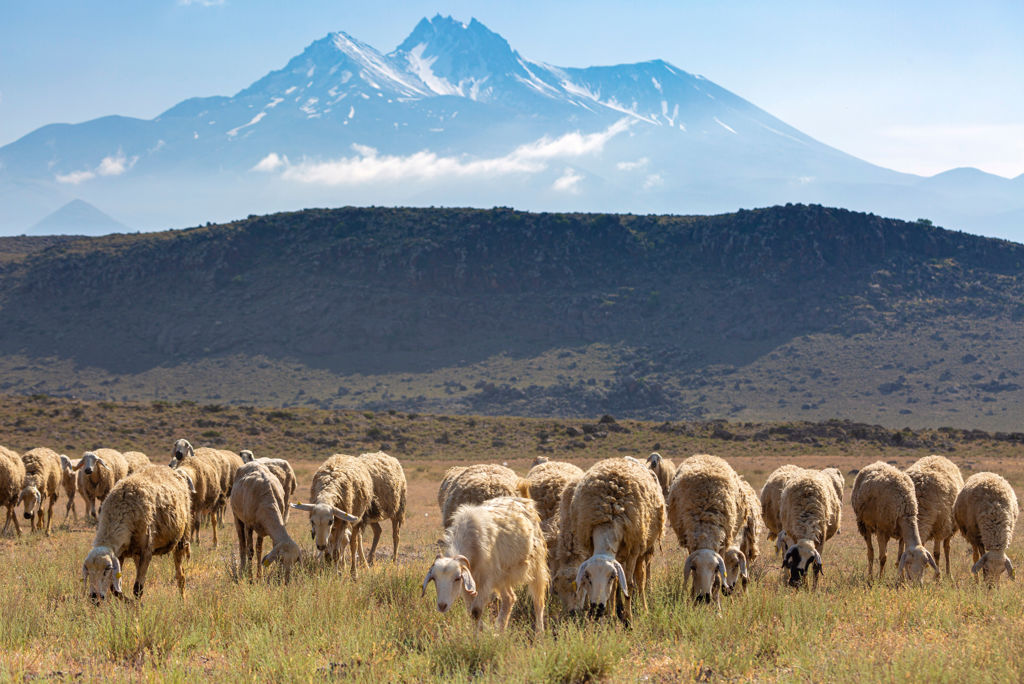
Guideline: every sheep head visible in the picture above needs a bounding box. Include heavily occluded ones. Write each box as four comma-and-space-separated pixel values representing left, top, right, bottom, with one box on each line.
575, 553, 628, 616
75, 451, 107, 477
898, 544, 938, 585
683, 548, 727, 605
972, 550, 1014, 584
422, 554, 477, 613
19, 486, 42, 520
262, 539, 302, 583
169, 439, 194, 468
82, 546, 123, 603
291, 502, 358, 554
722, 547, 748, 591
240, 450, 255, 463
782, 540, 822, 588
552, 565, 582, 612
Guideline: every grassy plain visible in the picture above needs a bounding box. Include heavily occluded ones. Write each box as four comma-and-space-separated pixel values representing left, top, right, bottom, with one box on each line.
1, 395, 1023, 681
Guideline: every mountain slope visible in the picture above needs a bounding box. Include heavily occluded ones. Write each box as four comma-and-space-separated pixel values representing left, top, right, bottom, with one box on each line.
29, 199, 128, 236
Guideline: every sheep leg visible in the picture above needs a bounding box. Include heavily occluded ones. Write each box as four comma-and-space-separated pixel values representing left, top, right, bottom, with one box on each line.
942, 537, 952, 579
211, 509, 219, 549
497, 588, 516, 631
45, 494, 56, 535
255, 534, 265, 579
391, 518, 401, 563
173, 543, 188, 597
348, 527, 363, 577
366, 521, 383, 566
862, 529, 875, 579
7, 505, 21, 537
234, 517, 249, 577
529, 570, 546, 633
134, 551, 153, 599
876, 533, 889, 577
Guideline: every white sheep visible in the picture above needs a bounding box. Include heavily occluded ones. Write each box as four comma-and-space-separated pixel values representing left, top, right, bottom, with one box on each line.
59, 455, 80, 523
954, 471, 1019, 584
122, 451, 151, 474
169, 439, 241, 530
851, 461, 936, 584
724, 478, 763, 591
666, 454, 742, 606
168, 439, 223, 547
905, 455, 964, 579
646, 452, 676, 497
19, 447, 61, 535
566, 457, 664, 624
779, 469, 842, 589
230, 461, 302, 583
357, 451, 407, 565
525, 459, 584, 552
81, 465, 194, 602
759, 464, 806, 552
438, 464, 530, 529
74, 448, 129, 519
422, 496, 548, 632
0, 446, 26, 537
239, 450, 297, 519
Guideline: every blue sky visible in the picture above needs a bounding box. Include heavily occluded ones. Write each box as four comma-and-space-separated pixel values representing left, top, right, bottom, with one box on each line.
2, 0, 1022, 177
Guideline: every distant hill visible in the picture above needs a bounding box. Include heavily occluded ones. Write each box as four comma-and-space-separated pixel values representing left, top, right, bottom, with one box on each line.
0, 203, 1022, 430
28, 199, 128, 236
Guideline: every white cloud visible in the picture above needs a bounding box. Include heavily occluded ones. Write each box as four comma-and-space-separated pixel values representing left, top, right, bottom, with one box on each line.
643, 173, 664, 190
55, 150, 136, 184
265, 119, 630, 186
55, 170, 96, 185
552, 167, 583, 193
617, 157, 649, 172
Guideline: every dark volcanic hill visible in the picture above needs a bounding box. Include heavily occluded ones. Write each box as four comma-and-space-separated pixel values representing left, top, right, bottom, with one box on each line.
1, 204, 1022, 430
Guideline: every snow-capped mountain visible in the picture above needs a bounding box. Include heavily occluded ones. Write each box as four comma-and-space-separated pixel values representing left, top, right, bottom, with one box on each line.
1, 14, 1021, 240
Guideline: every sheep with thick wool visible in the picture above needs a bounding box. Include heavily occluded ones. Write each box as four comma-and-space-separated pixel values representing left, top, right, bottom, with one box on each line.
905, 455, 964, 579
356, 451, 407, 565
239, 450, 297, 519
567, 457, 664, 624
667, 454, 743, 607
851, 461, 936, 584
525, 459, 584, 552
954, 471, 1019, 584
81, 465, 194, 602
122, 451, 151, 475
169, 440, 241, 529
423, 496, 548, 632
723, 478, 763, 591
74, 448, 129, 520
760, 465, 806, 553
439, 464, 530, 529
0, 446, 26, 537
231, 461, 302, 583
19, 447, 61, 535
168, 439, 223, 547
292, 454, 372, 576
59, 455, 80, 522
437, 466, 468, 514
779, 469, 842, 588
646, 452, 676, 497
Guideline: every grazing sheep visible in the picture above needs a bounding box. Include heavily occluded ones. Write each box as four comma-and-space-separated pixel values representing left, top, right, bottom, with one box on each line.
724, 478, 763, 591
81, 465, 193, 602
954, 472, 1019, 584
19, 447, 61, 535
667, 455, 742, 606
525, 459, 585, 552
0, 446, 26, 537
231, 461, 302, 583
59, 455, 80, 523
851, 462, 936, 584
760, 465, 806, 550
168, 440, 223, 547
239, 450, 297, 519
437, 466, 468, 513
550, 482, 582, 609
122, 451, 151, 475
357, 451, 407, 565
905, 455, 964, 579
422, 496, 548, 632
168, 439, 241, 530
821, 467, 846, 503
74, 448, 130, 520
779, 469, 842, 589
568, 457, 665, 624
291, 454, 372, 576
646, 452, 676, 497
439, 464, 530, 529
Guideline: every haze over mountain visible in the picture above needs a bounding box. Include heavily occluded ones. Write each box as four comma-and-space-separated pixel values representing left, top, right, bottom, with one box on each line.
1, 15, 1021, 240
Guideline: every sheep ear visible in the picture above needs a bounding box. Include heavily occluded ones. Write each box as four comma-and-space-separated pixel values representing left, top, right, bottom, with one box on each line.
575, 558, 591, 588
291, 503, 316, 513
421, 565, 436, 597
73, 459, 86, 472
897, 551, 908, 575
926, 551, 938, 572
716, 554, 728, 584
111, 558, 123, 594
813, 550, 823, 575
612, 558, 629, 598
332, 507, 359, 523
96, 458, 109, 471
971, 553, 987, 575
60, 455, 72, 471
1006, 557, 1015, 580
460, 566, 477, 596
683, 554, 695, 585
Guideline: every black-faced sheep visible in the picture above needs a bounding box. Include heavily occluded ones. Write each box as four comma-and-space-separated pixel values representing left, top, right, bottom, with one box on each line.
438, 464, 530, 529
423, 496, 548, 632
0, 445, 26, 537
905, 455, 964, 579
954, 471, 1019, 584
81, 465, 193, 602
19, 447, 61, 535
231, 461, 302, 583
74, 448, 130, 520
357, 451, 407, 565
779, 469, 842, 589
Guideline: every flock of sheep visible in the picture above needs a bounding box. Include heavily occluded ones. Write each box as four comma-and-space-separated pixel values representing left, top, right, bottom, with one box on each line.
0, 441, 1018, 632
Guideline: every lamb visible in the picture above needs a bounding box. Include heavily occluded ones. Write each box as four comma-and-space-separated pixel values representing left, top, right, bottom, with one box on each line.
0, 446, 26, 537
81, 465, 193, 602
122, 451, 151, 474
18, 447, 61, 535
567, 457, 665, 624
780, 469, 843, 588
357, 451, 407, 565
525, 459, 585, 552
74, 448, 130, 519
239, 450, 297, 518
905, 455, 964, 579
724, 478, 763, 590
422, 496, 548, 632
667, 454, 743, 606
59, 455, 80, 522
291, 454, 372, 576
167, 439, 223, 547
646, 452, 676, 497
851, 461, 936, 584
438, 464, 531, 529
954, 471, 1019, 584
230, 461, 302, 583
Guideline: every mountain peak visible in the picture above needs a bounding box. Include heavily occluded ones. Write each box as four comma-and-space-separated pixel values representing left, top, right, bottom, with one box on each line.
29, 199, 129, 236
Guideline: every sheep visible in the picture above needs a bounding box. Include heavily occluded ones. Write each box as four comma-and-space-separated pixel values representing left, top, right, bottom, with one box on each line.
760, 464, 806, 551
567, 457, 665, 624
439, 464, 531, 529
357, 451, 407, 565
0, 446, 26, 537
422, 496, 548, 632
525, 459, 585, 552
437, 466, 468, 512
667, 454, 743, 606
122, 451, 151, 475
954, 471, 1019, 584
81, 465, 193, 602
646, 452, 676, 497
291, 454, 372, 576
168, 439, 241, 530
779, 469, 843, 588
74, 448, 130, 519
821, 467, 846, 503
724, 478, 763, 591
851, 461, 936, 584
18, 447, 61, 535
239, 450, 297, 519
168, 439, 223, 547
59, 455, 80, 523
905, 455, 964, 579
230, 461, 302, 583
